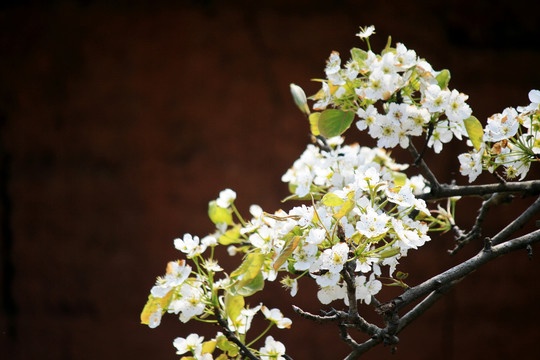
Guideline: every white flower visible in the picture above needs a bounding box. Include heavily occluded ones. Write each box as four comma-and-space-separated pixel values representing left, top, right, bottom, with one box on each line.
356, 208, 390, 239
354, 275, 382, 304
216, 188, 236, 208
259, 336, 286, 360
261, 306, 292, 329
458, 148, 484, 182
317, 283, 346, 304
422, 84, 449, 113
370, 115, 401, 148
319, 242, 349, 274
305, 228, 326, 245
169, 282, 206, 323
395, 43, 417, 68
293, 243, 318, 271
356, 104, 379, 131
150, 260, 192, 298
173, 333, 204, 356
445, 89, 471, 123
175, 233, 208, 258
484, 107, 519, 142
356, 25, 375, 39
428, 121, 453, 153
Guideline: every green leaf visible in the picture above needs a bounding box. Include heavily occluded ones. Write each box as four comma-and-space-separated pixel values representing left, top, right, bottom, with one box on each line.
224, 292, 244, 322
463, 116, 484, 151
436, 69, 451, 89
216, 335, 240, 357
321, 193, 345, 207
208, 200, 233, 226
308, 112, 321, 136
318, 109, 355, 138
273, 235, 302, 271
218, 225, 242, 245
230, 252, 265, 289
350, 47, 368, 64
234, 271, 264, 296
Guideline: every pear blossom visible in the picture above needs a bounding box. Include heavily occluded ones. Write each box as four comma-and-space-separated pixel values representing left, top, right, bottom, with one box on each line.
293, 243, 318, 271
428, 120, 453, 153
458, 147, 484, 182
354, 275, 383, 304
356, 25, 375, 39
259, 336, 286, 360
356, 208, 390, 239
216, 188, 236, 208
319, 242, 349, 274
317, 283, 346, 304
356, 104, 379, 131
175, 233, 208, 258
422, 84, 449, 113
173, 333, 205, 356
169, 281, 207, 323
261, 306, 292, 329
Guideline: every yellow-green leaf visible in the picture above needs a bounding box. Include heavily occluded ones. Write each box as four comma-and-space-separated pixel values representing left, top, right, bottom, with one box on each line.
224, 292, 244, 323
463, 116, 484, 151
218, 225, 242, 245
273, 235, 302, 271
217, 335, 240, 357
231, 252, 265, 289
140, 292, 172, 325
321, 193, 345, 207
332, 191, 356, 220
436, 69, 451, 89
318, 109, 355, 138
350, 47, 368, 63
208, 200, 233, 225
392, 171, 407, 186
234, 271, 264, 296
202, 340, 217, 355
309, 112, 321, 136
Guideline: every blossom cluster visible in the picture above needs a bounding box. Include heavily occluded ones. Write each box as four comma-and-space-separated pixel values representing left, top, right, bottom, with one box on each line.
141, 25, 538, 359
458, 89, 540, 181
311, 26, 472, 154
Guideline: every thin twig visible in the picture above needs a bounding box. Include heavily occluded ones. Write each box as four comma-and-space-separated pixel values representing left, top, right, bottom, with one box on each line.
491, 195, 540, 246
292, 305, 339, 323
408, 141, 441, 192
449, 192, 513, 254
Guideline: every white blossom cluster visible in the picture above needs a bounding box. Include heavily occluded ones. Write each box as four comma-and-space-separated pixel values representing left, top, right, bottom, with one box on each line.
458, 89, 540, 182
312, 26, 472, 154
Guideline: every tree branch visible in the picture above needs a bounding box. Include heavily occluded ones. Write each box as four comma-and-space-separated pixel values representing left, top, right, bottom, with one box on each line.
395, 229, 540, 312
417, 180, 540, 201
344, 229, 540, 360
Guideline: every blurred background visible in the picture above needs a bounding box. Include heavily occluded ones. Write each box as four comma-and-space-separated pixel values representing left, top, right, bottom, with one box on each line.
1, 1, 539, 359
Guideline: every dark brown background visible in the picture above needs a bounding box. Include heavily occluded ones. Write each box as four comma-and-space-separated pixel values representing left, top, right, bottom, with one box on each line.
1, 1, 539, 359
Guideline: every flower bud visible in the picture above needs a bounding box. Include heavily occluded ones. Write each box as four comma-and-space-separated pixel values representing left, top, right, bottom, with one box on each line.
290, 83, 310, 115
